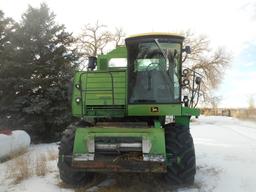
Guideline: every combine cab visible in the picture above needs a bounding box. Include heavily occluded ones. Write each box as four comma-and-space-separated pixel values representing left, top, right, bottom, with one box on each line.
58, 33, 201, 185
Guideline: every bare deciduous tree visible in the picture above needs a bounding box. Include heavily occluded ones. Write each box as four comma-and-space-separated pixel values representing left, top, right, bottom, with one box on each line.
113, 27, 126, 47
182, 31, 231, 104
248, 95, 255, 110
77, 22, 125, 63
77, 21, 113, 57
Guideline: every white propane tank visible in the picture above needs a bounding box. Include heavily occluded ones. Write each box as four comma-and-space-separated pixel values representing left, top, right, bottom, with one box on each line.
0, 130, 31, 160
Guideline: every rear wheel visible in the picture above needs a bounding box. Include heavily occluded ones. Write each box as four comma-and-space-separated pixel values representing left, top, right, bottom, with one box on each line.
58, 123, 94, 186
164, 123, 196, 185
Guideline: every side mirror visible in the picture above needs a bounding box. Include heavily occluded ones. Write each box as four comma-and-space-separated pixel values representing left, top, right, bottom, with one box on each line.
182, 46, 191, 54
88, 56, 97, 70
195, 76, 202, 85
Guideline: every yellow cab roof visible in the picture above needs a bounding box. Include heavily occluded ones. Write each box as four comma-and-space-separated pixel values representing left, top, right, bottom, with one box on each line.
127, 32, 184, 39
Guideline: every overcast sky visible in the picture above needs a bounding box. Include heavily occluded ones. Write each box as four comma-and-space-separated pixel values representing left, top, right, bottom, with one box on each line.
1, 0, 256, 108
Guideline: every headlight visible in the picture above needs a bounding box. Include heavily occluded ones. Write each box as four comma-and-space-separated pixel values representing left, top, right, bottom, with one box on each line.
75, 84, 80, 89
75, 97, 81, 103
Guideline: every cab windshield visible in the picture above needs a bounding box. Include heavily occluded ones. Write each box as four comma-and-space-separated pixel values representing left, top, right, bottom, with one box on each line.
127, 39, 181, 104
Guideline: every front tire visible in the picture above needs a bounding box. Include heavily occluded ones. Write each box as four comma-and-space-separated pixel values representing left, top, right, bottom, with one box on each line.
164, 123, 196, 185
58, 124, 94, 186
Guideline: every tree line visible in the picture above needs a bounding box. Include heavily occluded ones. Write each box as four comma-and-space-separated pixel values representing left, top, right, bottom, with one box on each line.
0, 3, 230, 142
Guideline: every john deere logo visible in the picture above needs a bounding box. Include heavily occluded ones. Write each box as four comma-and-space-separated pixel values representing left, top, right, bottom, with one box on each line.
151, 106, 159, 112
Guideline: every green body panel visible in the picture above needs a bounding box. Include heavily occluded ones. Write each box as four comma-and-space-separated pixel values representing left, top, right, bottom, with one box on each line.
72, 70, 127, 117
127, 105, 200, 117
85, 106, 125, 117
80, 71, 126, 105
174, 107, 200, 127
73, 127, 166, 156
175, 116, 191, 127
181, 107, 200, 116
128, 104, 182, 116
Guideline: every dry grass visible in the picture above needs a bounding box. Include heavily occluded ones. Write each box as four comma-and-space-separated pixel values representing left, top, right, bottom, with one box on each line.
0, 147, 28, 163
9, 147, 28, 159
5, 150, 55, 183
202, 109, 218, 116
35, 153, 48, 176
47, 149, 58, 161
6, 154, 32, 184
57, 181, 72, 189
234, 109, 256, 121
201, 108, 256, 122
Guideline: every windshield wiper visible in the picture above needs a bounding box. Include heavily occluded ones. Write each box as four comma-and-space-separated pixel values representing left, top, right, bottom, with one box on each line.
154, 39, 169, 66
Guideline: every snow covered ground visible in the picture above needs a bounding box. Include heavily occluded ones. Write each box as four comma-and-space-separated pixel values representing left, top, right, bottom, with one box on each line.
0, 116, 256, 192
191, 116, 256, 192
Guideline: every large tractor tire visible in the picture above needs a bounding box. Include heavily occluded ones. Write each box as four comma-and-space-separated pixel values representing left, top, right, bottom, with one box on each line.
58, 124, 94, 186
164, 123, 196, 185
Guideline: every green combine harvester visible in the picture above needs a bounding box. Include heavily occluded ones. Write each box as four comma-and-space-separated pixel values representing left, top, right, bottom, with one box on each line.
58, 33, 202, 186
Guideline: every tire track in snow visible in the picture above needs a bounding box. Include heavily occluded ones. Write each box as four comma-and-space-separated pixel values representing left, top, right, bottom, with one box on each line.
221, 124, 256, 142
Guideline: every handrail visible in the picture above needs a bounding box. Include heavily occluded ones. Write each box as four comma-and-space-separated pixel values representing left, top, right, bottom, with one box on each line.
78, 71, 115, 116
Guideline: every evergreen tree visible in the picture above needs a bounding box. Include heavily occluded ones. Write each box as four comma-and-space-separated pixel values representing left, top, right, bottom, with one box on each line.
0, 10, 19, 127
0, 4, 79, 141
